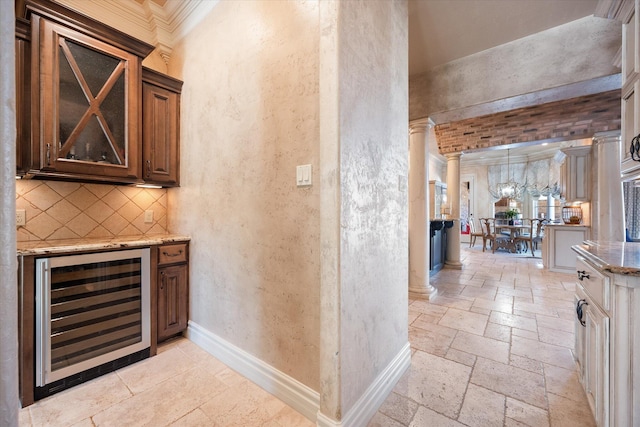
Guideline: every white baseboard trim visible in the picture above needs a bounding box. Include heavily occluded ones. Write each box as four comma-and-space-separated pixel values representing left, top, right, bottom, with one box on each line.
186, 321, 320, 422
187, 321, 410, 427
316, 342, 411, 427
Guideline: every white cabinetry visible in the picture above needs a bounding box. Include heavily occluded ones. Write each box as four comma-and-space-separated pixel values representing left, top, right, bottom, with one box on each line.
560, 146, 591, 202
574, 257, 610, 427
621, 0, 640, 179
542, 224, 590, 272
572, 248, 640, 427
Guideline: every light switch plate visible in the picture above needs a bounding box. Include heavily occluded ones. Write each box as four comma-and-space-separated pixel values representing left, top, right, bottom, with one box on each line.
144, 210, 154, 223
296, 164, 312, 187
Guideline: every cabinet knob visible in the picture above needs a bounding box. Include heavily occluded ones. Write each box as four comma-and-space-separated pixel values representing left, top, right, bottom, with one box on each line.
577, 270, 590, 281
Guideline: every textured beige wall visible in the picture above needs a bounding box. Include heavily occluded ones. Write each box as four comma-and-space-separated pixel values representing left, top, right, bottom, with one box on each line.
410, 16, 622, 121
167, 0, 321, 390
15, 181, 168, 241
333, 0, 409, 415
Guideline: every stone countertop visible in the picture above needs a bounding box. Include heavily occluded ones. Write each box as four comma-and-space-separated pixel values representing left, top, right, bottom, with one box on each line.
572, 240, 640, 276
545, 222, 590, 227
17, 234, 191, 256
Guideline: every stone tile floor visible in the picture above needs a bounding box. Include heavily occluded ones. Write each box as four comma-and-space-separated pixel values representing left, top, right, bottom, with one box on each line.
19, 245, 595, 426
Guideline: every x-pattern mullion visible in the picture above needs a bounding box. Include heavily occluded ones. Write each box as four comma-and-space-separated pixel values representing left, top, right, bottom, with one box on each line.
58, 38, 125, 164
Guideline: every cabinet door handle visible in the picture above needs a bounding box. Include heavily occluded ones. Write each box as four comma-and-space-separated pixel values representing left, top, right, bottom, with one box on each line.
631, 134, 640, 162
46, 143, 51, 166
162, 250, 183, 257
576, 299, 588, 327
577, 270, 590, 281
146, 159, 151, 178
160, 270, 165, 289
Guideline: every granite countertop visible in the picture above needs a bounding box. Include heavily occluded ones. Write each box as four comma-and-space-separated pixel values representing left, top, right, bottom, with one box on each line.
17, 234, 191, 256
545, 222, 590, 227
572, 240, 640, 276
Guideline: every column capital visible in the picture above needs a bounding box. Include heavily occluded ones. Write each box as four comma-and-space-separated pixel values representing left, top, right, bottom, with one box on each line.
592, 130, 621, 145
409, 118, 435, 135
444, 152, 462, 160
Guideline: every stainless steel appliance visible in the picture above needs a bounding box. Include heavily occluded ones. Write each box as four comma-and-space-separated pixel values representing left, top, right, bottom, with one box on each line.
35, 248, 150, 390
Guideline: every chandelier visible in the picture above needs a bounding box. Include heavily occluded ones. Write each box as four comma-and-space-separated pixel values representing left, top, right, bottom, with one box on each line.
495, 149, 525, 201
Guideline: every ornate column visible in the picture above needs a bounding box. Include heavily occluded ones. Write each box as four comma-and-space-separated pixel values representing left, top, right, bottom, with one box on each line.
408, 119, 437, 299
593, 131, 625, 241
445, 153, 463, 269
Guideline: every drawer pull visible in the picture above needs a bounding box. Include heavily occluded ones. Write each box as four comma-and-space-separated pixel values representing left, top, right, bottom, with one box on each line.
162, 249, 183, 258
576, 299, 588, 327
577, 270, 590, 281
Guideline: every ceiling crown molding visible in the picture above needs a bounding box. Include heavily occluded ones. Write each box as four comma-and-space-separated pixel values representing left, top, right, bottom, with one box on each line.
56, 0, 218, 64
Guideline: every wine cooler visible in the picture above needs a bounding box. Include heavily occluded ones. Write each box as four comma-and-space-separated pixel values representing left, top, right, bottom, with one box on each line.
35, 248, 150, 392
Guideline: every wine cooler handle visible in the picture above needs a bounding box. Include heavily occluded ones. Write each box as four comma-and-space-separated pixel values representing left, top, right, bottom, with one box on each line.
576, 299, 588, 327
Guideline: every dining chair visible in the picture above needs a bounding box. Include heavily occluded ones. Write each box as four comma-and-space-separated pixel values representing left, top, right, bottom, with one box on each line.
532, 219, 548, 252
482, 218, 509, 253
515, 218, 546, 256
468, 218, 485, 248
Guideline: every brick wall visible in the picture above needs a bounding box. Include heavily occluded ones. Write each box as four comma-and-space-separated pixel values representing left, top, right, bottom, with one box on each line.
434, 90, 621, 154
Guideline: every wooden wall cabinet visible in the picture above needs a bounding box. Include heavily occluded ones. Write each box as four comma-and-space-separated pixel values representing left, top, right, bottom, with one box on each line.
142, 68, 182, 187
156, 243, 189, 342
16, 0, 183, 187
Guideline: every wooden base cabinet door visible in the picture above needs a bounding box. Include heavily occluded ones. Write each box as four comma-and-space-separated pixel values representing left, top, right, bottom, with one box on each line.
157, 264, 188, 342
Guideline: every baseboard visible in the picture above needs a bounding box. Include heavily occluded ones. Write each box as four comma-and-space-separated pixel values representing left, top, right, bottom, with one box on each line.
186, 321, 320, 422
316, 342, 411, 427
187, 321, 410, 427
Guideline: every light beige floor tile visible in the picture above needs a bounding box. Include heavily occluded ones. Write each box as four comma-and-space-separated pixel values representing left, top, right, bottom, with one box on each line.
543, 364, 586, 403
409, 300, 448, 317
438, 308, 488, 335
377, 391, 419, 426
547, 392, 596, 427
169, 408, 216, 426
445, 348, 476, 367
116, 346, 196, 394
461, 285, 497, 299
471, 357, 547, 409
393, 351, 471, 418
538, 326, 574, 348
484, 322, 511, 342
512, 327, 539, 340
199, 379, 288, 427
511, 335, 576, 370
368, 412, 406, 427
92, 366, 225, 427
268, 405, 314, 427
429, 295, 474, 310
470, 306, 492, 315
536, 314, 574, 333
489, 311, 537, 331
408, 405, 466, 427
458, 384, 505, 427
409, 324, 456, 356
28, 373, 131, 427
506, 397, 549, 427
472, 297, 513, 314
509, 354, 544, 375
451, 331, 510, 364
408, 309, 421, 324
18, 407, 32, 427
69, 418, 95, 427
513, 309, 538, 319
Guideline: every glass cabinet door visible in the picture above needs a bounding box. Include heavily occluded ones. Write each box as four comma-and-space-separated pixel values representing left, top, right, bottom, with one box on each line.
35, 18, 142, 181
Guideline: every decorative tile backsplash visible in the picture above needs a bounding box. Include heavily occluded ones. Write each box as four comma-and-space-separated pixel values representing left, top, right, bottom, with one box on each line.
16, 180, 168, 242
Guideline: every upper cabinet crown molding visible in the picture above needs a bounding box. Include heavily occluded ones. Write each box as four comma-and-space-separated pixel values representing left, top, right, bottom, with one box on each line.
24, 0, 220, 64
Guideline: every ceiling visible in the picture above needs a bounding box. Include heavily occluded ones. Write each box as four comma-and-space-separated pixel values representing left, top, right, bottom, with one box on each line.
408, 0, 600, 76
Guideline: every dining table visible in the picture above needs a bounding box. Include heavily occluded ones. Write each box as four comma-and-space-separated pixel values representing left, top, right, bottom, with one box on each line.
493, 224, 530, 253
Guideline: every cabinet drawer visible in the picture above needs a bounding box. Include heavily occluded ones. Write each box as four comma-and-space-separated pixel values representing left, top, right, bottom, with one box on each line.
158, 243, 187, 265
575, 257, 610, 312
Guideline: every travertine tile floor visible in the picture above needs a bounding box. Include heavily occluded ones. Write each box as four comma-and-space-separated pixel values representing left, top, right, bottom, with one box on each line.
20, 245, 595, 426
